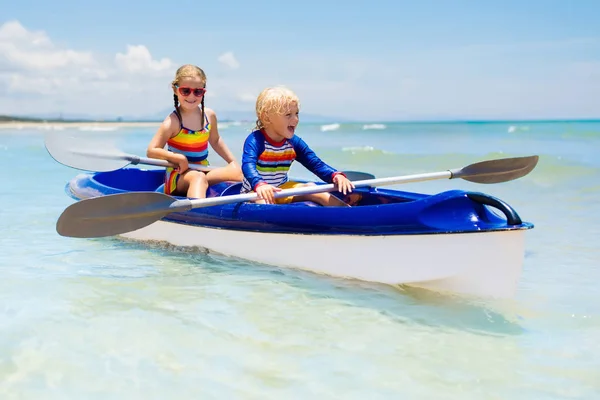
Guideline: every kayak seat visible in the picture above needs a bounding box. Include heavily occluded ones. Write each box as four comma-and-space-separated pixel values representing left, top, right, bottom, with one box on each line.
220, 182, 243, 197
155, 183, 165, 193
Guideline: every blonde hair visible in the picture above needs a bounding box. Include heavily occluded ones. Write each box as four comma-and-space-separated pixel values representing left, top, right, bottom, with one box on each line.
171, 64, 206, 88
254, 86, 301, 130
171, 64, 207, 120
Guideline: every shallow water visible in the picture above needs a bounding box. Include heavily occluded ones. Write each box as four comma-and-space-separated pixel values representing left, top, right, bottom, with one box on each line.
1, 120, 599, 398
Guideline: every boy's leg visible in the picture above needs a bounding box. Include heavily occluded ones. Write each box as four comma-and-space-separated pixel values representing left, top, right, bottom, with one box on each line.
286, 182, 350, 207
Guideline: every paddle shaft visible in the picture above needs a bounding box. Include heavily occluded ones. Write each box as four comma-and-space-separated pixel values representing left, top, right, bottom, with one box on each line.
68, 148, 376, 182
178, 170, 453, 210
181, 153, 539, 209
69, 149, 214, 172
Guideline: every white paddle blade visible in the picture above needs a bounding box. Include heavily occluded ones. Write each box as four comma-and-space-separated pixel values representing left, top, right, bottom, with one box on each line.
45, 132, 132, 172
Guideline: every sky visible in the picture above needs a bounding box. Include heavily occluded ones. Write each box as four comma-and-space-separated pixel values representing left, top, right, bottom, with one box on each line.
1, 0, 600, 121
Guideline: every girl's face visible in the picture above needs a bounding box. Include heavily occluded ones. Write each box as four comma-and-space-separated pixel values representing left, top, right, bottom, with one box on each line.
264, 102, 299, 141
174, 76, 206, 111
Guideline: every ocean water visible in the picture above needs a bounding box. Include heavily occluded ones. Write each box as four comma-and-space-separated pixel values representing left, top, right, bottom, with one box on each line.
0, 120, 599, 399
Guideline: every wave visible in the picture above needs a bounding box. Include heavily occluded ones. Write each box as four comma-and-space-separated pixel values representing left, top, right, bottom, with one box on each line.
362, 124, 387, 130
318, 148, 600, 187
9, 124, 66, 131
78, 126, 119, 132
320, 123, 340, 132
341, 146, 394, 155
342, 145, 377, 152
219, 121, 246, 129
507, 125, 530, 133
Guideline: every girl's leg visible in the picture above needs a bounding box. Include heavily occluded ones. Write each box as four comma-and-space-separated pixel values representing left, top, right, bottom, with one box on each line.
205, 163, 243, 186
177, 170, 209, 198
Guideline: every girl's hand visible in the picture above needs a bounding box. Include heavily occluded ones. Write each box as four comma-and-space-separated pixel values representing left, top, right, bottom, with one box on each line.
333, 174, 354, 195
256, 184, 281, 204
173, 154, 189, 173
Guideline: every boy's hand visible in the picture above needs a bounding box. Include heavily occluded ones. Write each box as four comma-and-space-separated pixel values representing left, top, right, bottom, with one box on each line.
333, 174, 354, 195
256, 184, 281, 204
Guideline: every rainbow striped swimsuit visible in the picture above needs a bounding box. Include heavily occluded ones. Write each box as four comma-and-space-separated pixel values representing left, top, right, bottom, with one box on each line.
164, 111, 211, 194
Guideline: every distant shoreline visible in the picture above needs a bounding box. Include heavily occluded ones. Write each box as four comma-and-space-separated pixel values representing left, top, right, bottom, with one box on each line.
0, 118, 598, 130
0, 121, 162, 130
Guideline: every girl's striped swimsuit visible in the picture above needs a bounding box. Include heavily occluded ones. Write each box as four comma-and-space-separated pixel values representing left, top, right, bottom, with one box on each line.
164, 110, 210, 194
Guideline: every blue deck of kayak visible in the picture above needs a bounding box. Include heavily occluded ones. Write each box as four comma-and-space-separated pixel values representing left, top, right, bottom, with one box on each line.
66, 168, 534, 235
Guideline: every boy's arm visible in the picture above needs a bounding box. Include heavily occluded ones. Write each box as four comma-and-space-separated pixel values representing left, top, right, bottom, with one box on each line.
291, 136, 345, 183
242, 132, 268, 190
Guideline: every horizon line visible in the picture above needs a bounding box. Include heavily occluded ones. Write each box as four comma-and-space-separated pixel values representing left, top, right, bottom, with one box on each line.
2, 114, 600, 124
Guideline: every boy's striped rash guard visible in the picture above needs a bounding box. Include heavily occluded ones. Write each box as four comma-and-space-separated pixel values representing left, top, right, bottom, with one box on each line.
240, 129, 345, 193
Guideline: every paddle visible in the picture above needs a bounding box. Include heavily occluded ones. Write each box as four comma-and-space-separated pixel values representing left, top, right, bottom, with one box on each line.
44, 131, 213, 172
56, 155, 538, 238
43, 132, 375, 181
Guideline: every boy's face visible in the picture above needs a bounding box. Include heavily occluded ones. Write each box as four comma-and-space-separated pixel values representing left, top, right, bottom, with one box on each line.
266, 102, 299, 140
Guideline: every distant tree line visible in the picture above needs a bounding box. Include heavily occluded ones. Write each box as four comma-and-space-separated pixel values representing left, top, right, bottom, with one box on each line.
0, 115, 96, 123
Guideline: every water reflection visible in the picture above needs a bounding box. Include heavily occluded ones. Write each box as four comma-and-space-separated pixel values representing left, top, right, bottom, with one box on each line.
67, 237, 526, 337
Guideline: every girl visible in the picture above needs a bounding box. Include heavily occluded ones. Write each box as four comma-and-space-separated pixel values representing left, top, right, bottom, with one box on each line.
241, 86, 355, 206
147, 64, 243, 198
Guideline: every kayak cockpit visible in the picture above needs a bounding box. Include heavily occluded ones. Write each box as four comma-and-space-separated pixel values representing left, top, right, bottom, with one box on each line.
88, 167, 416, 207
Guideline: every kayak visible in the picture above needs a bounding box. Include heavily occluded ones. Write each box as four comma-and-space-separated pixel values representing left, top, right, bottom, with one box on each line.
63, 167, 534, 298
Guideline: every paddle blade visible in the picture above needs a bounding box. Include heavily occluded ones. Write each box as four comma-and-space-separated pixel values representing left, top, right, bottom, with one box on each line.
56, 192, 188, 238
45, 132, 133, 172
343, 171, 376, 181
450, 155, 539, 184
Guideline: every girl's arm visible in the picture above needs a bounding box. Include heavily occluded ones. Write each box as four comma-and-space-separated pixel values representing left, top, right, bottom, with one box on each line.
206, 108, 238, 164
147, 113, 189, 171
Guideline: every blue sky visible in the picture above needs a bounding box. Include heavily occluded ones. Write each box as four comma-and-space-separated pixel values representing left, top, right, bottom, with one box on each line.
1, 0, 599, 121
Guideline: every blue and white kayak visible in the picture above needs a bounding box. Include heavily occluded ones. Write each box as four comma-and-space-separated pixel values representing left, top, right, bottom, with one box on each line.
63, 167, 534, 298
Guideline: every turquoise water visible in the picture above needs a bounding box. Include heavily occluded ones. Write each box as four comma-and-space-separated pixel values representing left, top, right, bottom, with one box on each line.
1, 120, 599, 398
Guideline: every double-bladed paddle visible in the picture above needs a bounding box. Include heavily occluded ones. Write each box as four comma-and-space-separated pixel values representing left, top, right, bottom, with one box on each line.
56, 155, 539, 238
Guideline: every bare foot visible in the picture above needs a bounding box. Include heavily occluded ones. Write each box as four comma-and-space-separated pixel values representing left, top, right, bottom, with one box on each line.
344, 193, 363, 206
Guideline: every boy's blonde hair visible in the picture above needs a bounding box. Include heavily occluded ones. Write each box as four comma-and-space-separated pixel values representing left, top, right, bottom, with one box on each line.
254, 86, 300, 130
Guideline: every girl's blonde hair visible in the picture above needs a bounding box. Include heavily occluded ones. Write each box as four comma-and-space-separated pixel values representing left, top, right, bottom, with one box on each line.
171, 64, 207, 120
254, 86, 300, 130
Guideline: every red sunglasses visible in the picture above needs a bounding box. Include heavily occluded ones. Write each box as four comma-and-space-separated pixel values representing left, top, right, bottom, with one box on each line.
176, 86, 206, 97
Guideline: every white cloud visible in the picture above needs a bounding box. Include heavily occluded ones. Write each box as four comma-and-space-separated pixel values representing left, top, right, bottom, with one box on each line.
115, 45, 173, 74
218, 51, 240, 70
0, 21, 253, 118
0, 20, 94, 71
0, 20, 598, 121
8, 74, 63, 94
0, 20, 50, 45
0, 21, 178, 117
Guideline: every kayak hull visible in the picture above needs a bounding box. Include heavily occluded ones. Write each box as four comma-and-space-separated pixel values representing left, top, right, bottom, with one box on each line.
63, 168, 534, 298
120, 219, 526, 298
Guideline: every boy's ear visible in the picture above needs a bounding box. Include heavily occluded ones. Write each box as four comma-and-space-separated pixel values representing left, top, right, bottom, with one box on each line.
261, 111, 270, 125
